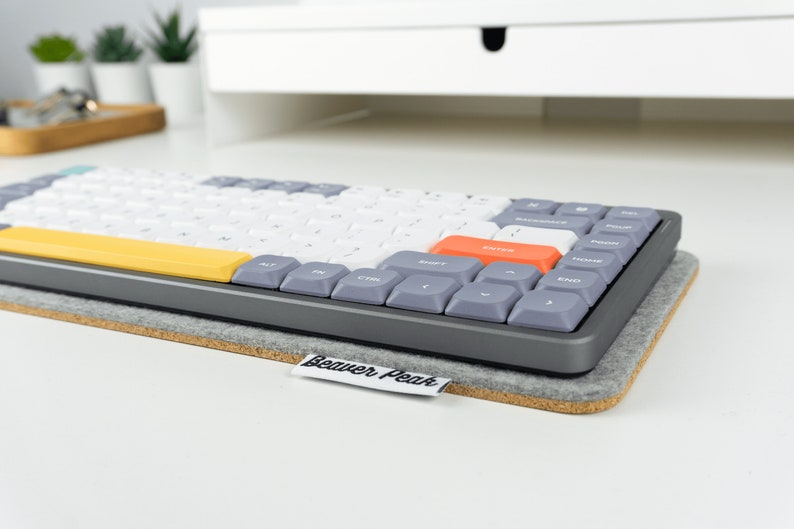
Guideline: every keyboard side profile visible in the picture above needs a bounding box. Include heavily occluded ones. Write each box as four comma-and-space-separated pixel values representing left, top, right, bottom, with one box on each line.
0, 167, 682, 375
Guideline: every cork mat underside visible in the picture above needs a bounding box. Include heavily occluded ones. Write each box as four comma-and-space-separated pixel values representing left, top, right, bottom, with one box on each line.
0, 251, 698, 414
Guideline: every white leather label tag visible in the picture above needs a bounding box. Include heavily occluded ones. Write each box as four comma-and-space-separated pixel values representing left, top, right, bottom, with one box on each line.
292, 354, 451, 396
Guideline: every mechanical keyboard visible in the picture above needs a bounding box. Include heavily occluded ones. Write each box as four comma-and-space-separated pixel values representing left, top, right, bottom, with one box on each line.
0, 166, 681, 375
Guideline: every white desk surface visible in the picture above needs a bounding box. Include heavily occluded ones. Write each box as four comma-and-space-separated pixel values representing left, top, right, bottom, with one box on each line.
1, 115, 792, 528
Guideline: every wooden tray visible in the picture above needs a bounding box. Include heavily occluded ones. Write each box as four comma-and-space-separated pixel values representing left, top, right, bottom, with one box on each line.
0, 101, 166, 156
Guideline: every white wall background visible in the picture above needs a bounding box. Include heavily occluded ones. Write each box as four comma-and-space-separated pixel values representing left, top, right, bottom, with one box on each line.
0, 0, 294, 99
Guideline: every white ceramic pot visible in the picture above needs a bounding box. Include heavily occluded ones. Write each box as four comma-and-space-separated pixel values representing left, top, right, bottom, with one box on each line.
148, 62, 203, 126
91, 62, 153, 105
33, 62, 93, 97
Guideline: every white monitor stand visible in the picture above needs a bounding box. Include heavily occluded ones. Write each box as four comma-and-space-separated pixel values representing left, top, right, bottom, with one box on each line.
198, 1, 794, 146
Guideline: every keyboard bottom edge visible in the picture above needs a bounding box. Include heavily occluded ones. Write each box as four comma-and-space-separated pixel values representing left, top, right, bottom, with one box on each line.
0, 252, 619, 376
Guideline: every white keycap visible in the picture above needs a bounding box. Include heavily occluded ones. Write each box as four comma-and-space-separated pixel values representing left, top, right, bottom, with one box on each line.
80, 219, 126, 236
34, 204, 66, 216
440, 220, 500, 239
168, 212, 226, 228
443, 205, 497, 221
195, 232, 248, 250
316, 195, 370, 211
44, 217, 89, 232
237, 234, 293, 256
203, 186, 254, 199
134, 215, 169, 227
139, 188, 169, 198
305, 209, 358, 228
125, 193, 163, 209
381, 188, 426, 202
3, 201, 34, 215
116, 224, 160, 241
279, 192, 326, 205
50, 178, 81, 190
380, 229, 439, 252
338, 226, 394, 246
329, 246, 392, 270
99, 204, 151, 223
280, 239, 337, 263
244, 189, 289, 202
154, 226, 209, 245
192, 199, 238, 216
159, 193, 199, 207
248, 217, 306, 235
357, 200, 405, 215
90, 194, 123, 207
396, 204, 444, 219
267, 203, 316, 221
339, 185, 385, 200
420, 191, 469, 207
494, 225, 579, 255
291, 223, 350, 242
464, 195, 513, 215
208, 218, 255, 233
350, 212, 401, 233
77, 181, 110, 193
226, 201, 274, 219
396, 217, 448, 237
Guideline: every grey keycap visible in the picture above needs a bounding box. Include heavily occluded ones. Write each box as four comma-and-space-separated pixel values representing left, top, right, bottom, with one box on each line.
590, 219, 649, 246
233, 178, 276, 190
302, 183, 348, 197
0, 223, 10, 230
475, 261, 542, 293
508, 198, 558, 215
605, 206, 661, 231
574, 234, 636, 264
201, 176, 244, 187
445, 283, 521, 323
380, 250, 483, 284
0, 186, 35, 199
386, 275, 461, 314
507, 290, 589, 332
280, 262, 350, 297
490, 212, 593, 237
231, 255, 300, 289
266, 181, 310, 193
536, 269, 606, 306
555, 202, 607, 223
1, 181, 52, 195
28, 173, 67, 186
556, 250, 622, 283
331, 268, 403, 305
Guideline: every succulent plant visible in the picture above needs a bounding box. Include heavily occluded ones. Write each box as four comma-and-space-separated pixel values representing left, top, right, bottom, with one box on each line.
29, 34, 85, 63
92, 26, 143, 63
148, 9, 198, 62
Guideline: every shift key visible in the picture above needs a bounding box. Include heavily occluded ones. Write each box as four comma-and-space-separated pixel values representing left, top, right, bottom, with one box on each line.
379, 250, 483, 284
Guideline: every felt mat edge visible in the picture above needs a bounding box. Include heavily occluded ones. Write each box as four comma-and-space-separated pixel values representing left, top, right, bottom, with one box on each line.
0, 264, 698, 414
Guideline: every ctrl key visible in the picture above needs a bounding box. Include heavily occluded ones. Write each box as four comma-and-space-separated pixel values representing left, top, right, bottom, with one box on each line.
507, 291, 588, 332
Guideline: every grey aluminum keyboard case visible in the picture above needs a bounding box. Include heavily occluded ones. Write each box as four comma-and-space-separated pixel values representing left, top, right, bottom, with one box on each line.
0, 211, 681, 375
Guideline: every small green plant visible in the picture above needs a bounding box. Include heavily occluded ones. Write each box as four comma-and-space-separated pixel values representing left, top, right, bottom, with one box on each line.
92, 26, 143, 63
148, 8, 197, 62
29, 34, 85, 63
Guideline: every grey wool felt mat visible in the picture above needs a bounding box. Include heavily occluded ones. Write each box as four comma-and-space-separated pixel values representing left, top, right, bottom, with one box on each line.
0, 251, 698, 413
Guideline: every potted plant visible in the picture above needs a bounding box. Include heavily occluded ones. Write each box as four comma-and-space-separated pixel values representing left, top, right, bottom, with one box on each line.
91, 25, 152, 104
147, 8, 202, 125
29, 34, 92, 97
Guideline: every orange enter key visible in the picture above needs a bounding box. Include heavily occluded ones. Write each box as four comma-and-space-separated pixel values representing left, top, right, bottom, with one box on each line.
430, 235, 562, 273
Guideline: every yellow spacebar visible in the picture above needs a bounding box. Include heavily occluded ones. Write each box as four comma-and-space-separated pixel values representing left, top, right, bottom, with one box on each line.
0, 227, 253, 282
